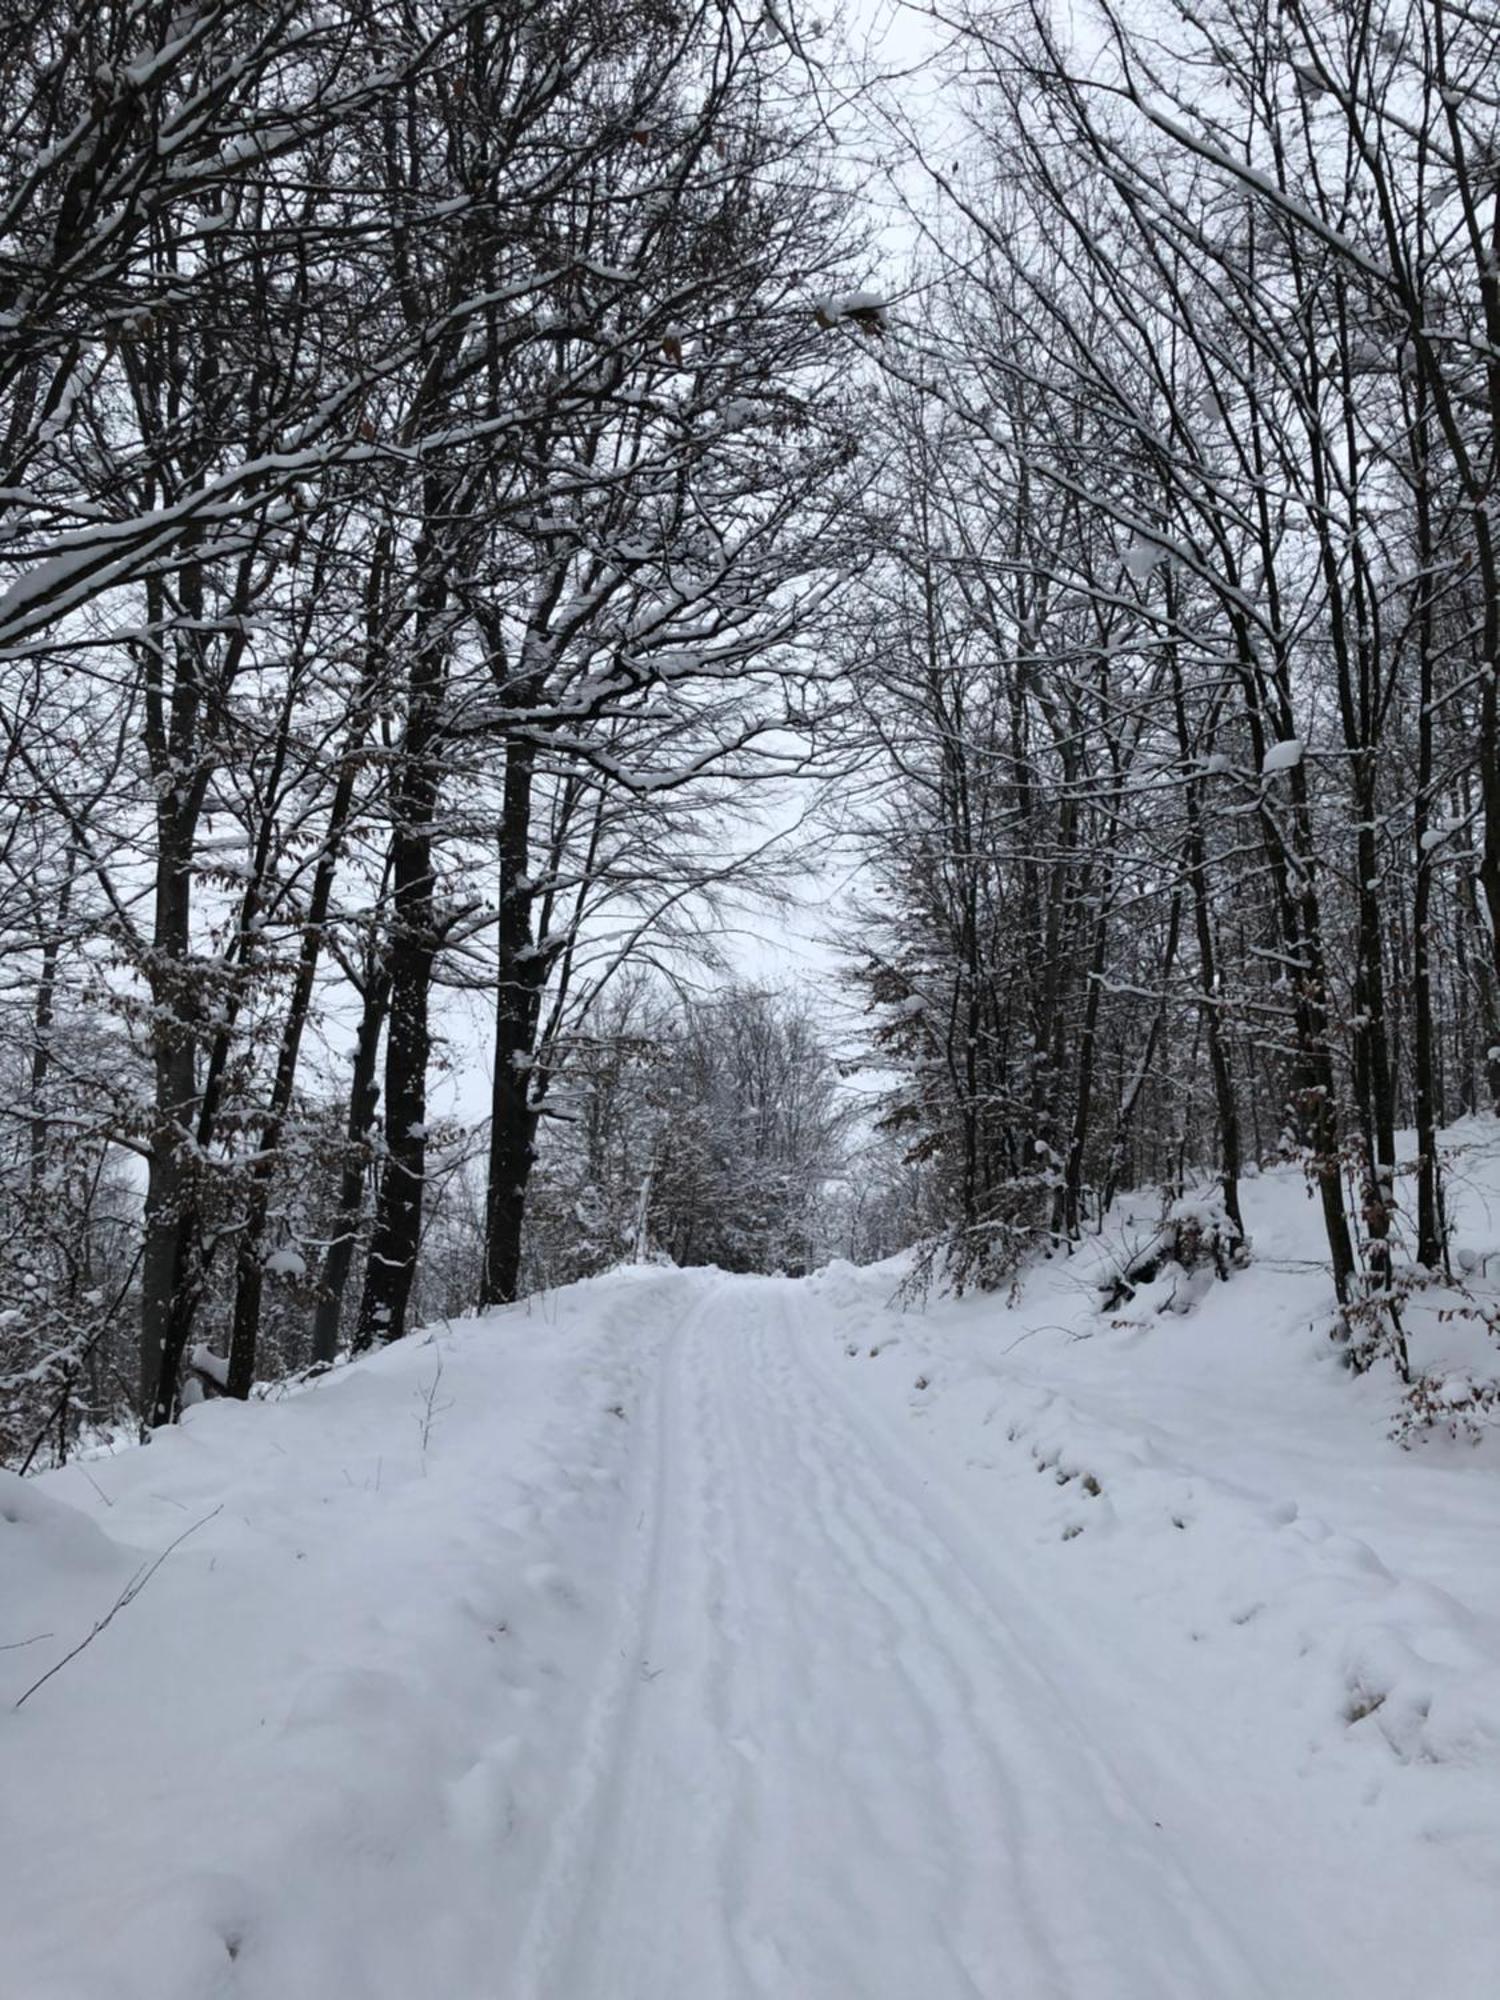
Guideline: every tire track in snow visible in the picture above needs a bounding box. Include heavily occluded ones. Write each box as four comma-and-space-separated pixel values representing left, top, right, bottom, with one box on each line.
720, 1298, 1019, 1996
509, 1280, 732, 1999
776, 1283, 1350, 1998
709, 1303, 951, 1995
756, 1314, 1151, 1990
767, 1303, 1253, 1992
510, 1273, 1350, 1999
734, 1304, 1063, 1996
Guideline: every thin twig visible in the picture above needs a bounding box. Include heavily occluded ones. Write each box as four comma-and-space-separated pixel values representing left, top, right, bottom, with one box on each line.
14, 1506, 222, 1710
414, 1349, 451, 1466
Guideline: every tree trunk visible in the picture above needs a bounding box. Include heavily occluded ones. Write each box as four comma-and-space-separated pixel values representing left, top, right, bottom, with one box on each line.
1062, 888, 1109, 1239
225, 608, 386, 1393
139, 556, 213, 1427
1411, 406, 1445, 1270
355, 497, 448, 1348
139, 796, 201, 1426
312, 962, 391, 1364
481, 735, 546, 1307
28, 840, 75, 1194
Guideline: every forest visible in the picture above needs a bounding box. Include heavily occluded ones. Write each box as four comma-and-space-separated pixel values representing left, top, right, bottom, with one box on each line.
5, 0, 1500, 1459
9, 7, 1500, 1997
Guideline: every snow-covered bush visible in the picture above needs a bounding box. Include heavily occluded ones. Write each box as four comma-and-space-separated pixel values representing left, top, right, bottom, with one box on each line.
1099, 1192, 1247, 1316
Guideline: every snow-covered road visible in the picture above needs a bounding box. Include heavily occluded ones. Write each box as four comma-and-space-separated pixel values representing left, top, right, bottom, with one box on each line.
6, 1222, 1500, 1998
517, 1279, 1328, 1999
511, 1275, 1492, 2000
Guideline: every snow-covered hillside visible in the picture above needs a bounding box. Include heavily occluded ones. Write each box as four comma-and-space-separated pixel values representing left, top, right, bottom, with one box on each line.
6, 1147, 1500, 1999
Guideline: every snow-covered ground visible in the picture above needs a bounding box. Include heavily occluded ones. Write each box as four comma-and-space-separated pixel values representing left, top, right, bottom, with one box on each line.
6, 1143, 1500, 1998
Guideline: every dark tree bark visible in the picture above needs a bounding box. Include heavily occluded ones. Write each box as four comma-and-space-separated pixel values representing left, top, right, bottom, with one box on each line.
355, 486, 450, 1349
312, 959, 392, 1365
1411, 401, 1446, 1271
225, 536, 390, 1394
139, 558, 215, 1428
481, 735, 546, 1307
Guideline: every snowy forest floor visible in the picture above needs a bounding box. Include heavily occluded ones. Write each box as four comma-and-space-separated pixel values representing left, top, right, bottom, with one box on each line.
7, 1140, 1500, 1998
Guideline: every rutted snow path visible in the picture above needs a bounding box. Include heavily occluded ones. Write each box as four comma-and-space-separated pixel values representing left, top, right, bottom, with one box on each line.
8, 1252, 1499, 1999
513, 1278, 1342, 2000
